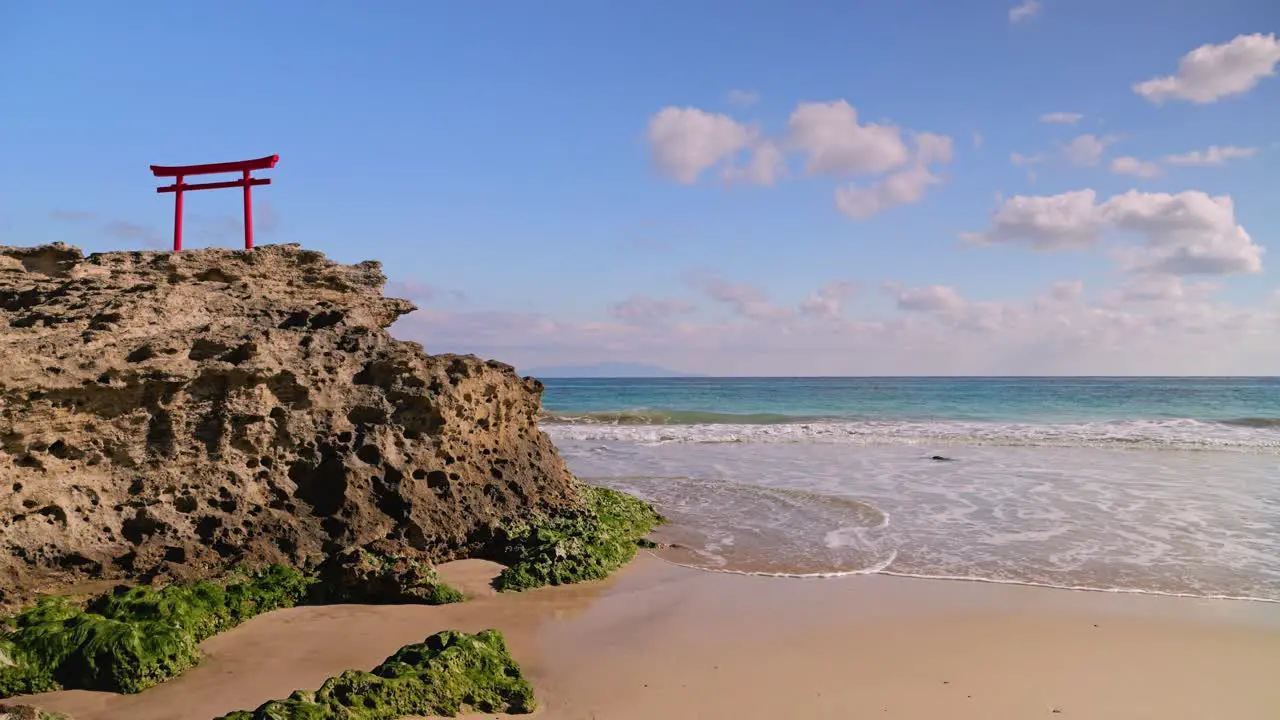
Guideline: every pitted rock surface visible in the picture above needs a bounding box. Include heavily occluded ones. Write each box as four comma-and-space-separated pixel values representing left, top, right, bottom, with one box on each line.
0, 243, 578, 608
0, 704, 54, 720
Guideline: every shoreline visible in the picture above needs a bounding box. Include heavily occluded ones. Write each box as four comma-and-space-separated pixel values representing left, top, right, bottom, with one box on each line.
645, 547, 1280, 605
20, 553, 1280, 720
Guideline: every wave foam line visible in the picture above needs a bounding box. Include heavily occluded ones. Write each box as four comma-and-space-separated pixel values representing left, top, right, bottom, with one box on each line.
643, 548, 899, 579
649, 552, 1280, 603
876, 570, 1280, 604
544, 408, 1280, 430
546, 418, 1280, 453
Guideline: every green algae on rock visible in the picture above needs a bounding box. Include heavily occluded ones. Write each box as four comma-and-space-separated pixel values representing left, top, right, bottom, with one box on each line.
0, 565, 312, 697
89, 564, 314, 644
490, 486, 662, 592
310, 543, 465, 606
0, 658, 58, 699
214, 630, 534, 719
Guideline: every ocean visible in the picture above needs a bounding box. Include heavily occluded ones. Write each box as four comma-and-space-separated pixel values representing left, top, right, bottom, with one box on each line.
538, 377, 1280, 602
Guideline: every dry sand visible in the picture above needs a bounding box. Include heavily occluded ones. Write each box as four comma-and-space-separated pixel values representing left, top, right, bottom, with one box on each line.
19, 554, 1280, 719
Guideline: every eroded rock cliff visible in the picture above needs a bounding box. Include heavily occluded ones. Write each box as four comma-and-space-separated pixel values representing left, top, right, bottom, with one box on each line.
0, 243, 579, 607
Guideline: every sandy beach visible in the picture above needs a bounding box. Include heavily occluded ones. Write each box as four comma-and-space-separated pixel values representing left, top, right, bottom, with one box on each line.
18, 553, 1280, 720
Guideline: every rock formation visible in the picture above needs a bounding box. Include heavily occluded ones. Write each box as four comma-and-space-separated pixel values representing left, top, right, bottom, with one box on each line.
0, 243, 580, 608
0, 704, 69, 720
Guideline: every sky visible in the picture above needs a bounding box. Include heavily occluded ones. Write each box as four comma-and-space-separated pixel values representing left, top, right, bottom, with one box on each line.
1, 0, 1278, 376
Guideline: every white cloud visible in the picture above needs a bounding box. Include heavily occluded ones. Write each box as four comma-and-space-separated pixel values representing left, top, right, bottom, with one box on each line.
684, 272, 866, 322
971, 189, 1266, 276
1163, 145, 1259, 166
723, 140, 787, 186
1013, 158, 1039, 183
1008, 0, 1042, 24
1047, 280, 1084, 303
647, 107, 754, 184
915, 132, 955, 165
833, 132, 953, 219
608, 294, 695, 323
393, 274, 1280, 376
386, 279, 438, 302
1040, 112, 1083, 124
884, 283, 968, 313
1110, 156, 1161, 178
1101, 190, 1264, 276
1109, 145, 1257, 178
687, 271, 792, 321
787, 100, 910, 176
648, 99, 951, 218
726, 89, 761, 108
1010, 134, 1118, 175
1062, 133, 1114, 167
968, 189, 1104, 250
1133, 33, 1280, 104
836, 164, 942, 220
800, 282, 858, 319
1114, 275, 1217, 303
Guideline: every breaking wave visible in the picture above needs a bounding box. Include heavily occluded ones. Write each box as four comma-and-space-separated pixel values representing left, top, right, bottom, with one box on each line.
541, 409, 822, 425
544, 416, 1280, 453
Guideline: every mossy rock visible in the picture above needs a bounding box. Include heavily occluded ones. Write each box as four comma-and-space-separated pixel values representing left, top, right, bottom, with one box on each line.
17, 599, 199, 694
213, 629, 534, 719
491, 486, 662, 592
0, 565, 314, 698
0, 662, 59, 699
221, 565, 317, 623
86, 582, 228, 642
311, 544, 465, 606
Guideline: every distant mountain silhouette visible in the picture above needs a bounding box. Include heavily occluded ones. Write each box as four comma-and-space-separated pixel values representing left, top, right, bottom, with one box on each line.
522, 362, 703, 378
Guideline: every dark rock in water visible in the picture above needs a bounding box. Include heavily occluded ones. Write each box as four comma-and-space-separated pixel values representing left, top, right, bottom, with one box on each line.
311, 541, 464, 605
0, 243, 581, 608
928, 455, 956, 462
213, 629, 535, 719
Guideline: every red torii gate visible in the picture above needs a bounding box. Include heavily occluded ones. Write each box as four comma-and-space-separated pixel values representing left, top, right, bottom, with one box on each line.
150, 154, 279, 251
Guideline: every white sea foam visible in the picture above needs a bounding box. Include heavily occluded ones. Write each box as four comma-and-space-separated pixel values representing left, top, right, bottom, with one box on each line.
545, 417, 1280, 453
647, 548, 900, 579
558, 436, 1280, 602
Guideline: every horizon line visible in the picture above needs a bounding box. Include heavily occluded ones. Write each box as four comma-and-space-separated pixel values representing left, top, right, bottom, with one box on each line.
528, 374, 1280, 380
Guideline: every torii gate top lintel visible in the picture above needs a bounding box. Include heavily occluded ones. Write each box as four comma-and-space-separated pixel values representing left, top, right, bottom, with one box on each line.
150, 154, 279, 252
150, 154, 279, 178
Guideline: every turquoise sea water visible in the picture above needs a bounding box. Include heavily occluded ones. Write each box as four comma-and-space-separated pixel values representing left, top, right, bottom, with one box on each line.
538, 377, 1280, 602
542, 377, 1280, 426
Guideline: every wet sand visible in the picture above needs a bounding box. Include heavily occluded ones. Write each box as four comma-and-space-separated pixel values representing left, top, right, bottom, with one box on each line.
20, 554, 1280, 719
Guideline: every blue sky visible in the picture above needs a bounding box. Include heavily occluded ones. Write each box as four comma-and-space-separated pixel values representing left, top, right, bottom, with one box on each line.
2, 1, 1278, 374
